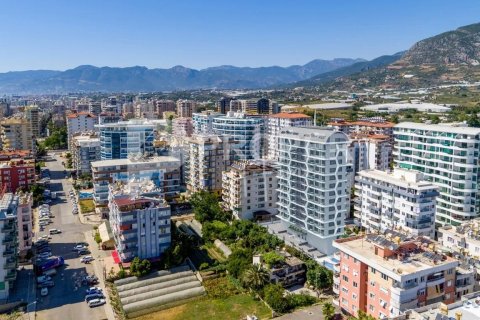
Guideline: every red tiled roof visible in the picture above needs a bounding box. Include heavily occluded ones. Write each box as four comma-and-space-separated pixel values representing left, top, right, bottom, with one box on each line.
270, 112, 311, 119
67, 112, 96, 119
113, 197, 150, 207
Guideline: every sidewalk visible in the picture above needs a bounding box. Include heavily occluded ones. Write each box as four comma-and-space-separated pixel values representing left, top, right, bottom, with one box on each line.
84, 230, 115, 320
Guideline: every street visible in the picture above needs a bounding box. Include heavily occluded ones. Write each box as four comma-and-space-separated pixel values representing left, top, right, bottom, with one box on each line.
33, 153, 108, 320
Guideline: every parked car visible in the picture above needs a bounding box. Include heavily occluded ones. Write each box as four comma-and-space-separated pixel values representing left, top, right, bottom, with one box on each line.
78, 249, 90, 256
73, 245, 87, 251
80, 256, 94, 263
49, 229, 61, 235
85, 287, 102, 295
37, 275, 52, 283
88, 298, 106, 308
38, 252, 52, 259
76, 242, 89, 247
85, 293, 104, 302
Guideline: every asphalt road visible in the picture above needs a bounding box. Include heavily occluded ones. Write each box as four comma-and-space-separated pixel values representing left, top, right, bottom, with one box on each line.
34, 153, 108, 320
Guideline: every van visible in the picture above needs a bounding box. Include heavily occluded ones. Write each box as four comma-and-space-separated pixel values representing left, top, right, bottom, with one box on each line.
85, 293, 104, 302
88, 298, 106, 308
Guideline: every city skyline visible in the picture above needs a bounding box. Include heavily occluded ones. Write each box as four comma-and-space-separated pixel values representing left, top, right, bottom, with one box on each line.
0, 0, 479, 72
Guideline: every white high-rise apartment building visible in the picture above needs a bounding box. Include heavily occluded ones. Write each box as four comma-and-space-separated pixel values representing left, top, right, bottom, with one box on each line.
0, 118, 34, 152
222, 161, 278, 220
266, 112, 312, 160
72, 134, 101, 176
176, 100, 197, 118
66, 112, 97, 150
212, 112, 264, 160
354, 168, 438, 237
192, 111, 222, 134
394, 122, 480, 226
24, 105, 41, 138
186, 134, 234, 194
109, 180, 171, 263
277, 127, 348, 254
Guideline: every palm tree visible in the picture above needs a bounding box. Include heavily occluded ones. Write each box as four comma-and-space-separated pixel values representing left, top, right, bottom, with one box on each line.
242, 264, 270, 292
322, 302, 335, 320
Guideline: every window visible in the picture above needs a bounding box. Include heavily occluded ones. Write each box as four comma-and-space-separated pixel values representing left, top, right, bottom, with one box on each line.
369, 293, 375, 299
353, 281, 358, 288
371, 267, 376, 274
341, 287, 348, 293
369, 305, 374, 312
381, 273, 389, 281
447, 269, 453, 275
352, 293, 357, 300
342, 275, 349, 282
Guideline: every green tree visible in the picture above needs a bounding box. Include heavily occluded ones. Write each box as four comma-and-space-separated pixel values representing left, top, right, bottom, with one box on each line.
262, 252, 285, 268
202, 220, 229, 242
322, 302, 335, 320
227, 248, 253, 278
467, 113, 480, 127
241, 264, 270, 292
130, 257, 151, 277
262, 284, 290, 313
190, 191, 230, 223
306, 261, 333, 291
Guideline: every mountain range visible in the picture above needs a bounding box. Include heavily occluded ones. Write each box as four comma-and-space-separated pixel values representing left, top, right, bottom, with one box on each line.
302, 22, 480, 91
2, 22, 480, 94
0, 58, 364, 94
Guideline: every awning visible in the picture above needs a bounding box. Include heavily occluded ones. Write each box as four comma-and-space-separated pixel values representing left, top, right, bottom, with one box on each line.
112, 250, 120, 264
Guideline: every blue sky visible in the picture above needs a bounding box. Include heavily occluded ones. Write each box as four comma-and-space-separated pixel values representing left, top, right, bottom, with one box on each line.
0, 0, 479, 72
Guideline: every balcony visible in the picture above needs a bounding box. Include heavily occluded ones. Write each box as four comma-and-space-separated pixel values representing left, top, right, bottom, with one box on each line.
5, 271, 16, 281
3, 250, 15, 257
2, 237, 15, 245
2, 224, 15, 233
4, 259, 16, 270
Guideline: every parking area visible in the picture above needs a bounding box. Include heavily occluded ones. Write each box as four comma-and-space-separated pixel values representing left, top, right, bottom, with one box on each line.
30, 153, 108, 320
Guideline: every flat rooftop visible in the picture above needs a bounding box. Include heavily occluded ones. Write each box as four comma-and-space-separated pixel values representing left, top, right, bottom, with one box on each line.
91, 156, 179, 168
334, 235, 457, 277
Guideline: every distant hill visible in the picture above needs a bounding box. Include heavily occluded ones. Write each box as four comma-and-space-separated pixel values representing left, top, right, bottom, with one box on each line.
0, 58, 364, 94
298, 22, 480, 91
295, 52, 404, 87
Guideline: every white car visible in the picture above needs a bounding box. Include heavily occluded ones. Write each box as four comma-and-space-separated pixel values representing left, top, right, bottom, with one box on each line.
80, 256, 94, 263
88, 298, 105, 308
73, 245, 86, 251
40, 288, 49, 296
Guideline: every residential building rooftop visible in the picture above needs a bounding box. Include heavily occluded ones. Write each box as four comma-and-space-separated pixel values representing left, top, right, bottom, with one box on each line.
91, 155, 179, 168
334, 233, 458, 279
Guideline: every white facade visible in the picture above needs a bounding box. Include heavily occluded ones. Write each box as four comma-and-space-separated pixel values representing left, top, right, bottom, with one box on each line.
0, 192, 19, 299
66, 112, 97, 150
277, 127, 348, 254
222, 161, 278, 220
72, 134, 101, 176
91, 156, 181, 211
394, 122, 480, 226
266, 113, 312, 161
176, 100, 197, 118
212, 112, 264, 160
186, 134, 233, 193
108, 180, 171, 263
354, 169, 438, 237
192, 111, 222, 134
17, 192, 33, 255
440, 220, 480, 258
96, 119, 155, 160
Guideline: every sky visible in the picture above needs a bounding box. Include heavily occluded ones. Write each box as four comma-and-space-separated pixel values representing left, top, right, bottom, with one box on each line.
0, 0, 479, 72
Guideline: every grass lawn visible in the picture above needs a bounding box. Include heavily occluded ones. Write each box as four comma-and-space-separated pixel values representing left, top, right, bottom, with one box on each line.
79, 199, 95, 213
133, 294, 271, 320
